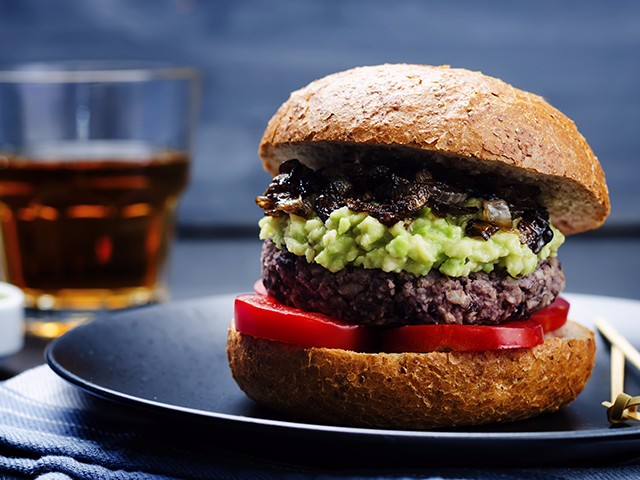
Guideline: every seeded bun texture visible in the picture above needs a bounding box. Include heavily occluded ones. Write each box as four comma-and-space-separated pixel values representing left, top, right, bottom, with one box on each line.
258, 64, 610, 235
227, 321, 595, 429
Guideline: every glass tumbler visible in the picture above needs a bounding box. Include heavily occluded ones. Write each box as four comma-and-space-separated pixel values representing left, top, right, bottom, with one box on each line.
0, 62, 199, 338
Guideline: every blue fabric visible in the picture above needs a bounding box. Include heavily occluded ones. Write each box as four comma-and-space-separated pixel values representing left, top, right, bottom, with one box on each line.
0, 366, 639, 480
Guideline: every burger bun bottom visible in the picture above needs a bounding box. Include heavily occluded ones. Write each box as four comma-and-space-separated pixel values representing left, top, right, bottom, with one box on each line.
227, 321, 595, 429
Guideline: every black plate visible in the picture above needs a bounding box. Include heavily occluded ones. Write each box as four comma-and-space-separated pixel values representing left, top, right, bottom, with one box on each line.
46, 293, 640, 467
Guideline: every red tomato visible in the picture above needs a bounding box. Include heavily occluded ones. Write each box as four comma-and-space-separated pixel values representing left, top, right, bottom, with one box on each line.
379, 320, 544, 353
253, 279, 268, 296
234, 294, 376, 352
235, 290, 569, 353
529, 297, 569, 333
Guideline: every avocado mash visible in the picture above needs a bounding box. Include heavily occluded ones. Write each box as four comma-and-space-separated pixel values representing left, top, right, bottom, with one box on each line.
259, 206, 564, 278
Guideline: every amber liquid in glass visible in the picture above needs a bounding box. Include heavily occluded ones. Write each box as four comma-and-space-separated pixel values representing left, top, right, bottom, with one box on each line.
0, 142, 189, 336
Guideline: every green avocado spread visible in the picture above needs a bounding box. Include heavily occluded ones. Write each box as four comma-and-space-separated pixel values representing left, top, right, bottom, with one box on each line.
259, 206, 564, 278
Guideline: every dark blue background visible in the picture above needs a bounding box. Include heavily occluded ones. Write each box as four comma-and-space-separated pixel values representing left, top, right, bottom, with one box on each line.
0, 0, 638, 230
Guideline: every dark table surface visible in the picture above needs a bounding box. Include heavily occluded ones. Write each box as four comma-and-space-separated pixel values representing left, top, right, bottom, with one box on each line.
1, 232, 639, 380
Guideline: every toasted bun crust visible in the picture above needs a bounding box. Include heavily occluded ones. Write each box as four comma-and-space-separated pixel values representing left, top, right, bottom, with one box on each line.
259, 64, 609, 234
227, 320, 595, 429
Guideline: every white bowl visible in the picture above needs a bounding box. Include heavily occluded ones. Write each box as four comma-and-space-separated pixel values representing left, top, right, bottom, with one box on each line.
0, 282, 24, 357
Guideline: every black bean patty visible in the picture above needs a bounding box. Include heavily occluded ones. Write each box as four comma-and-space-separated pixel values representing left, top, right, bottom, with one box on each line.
262, 241, 565, 327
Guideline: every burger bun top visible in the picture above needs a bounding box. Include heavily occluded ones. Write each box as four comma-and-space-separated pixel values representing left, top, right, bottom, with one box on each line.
258, 64, 610, 235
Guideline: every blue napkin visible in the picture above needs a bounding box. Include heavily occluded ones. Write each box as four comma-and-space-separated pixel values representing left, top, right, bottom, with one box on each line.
1, 365, 639, 480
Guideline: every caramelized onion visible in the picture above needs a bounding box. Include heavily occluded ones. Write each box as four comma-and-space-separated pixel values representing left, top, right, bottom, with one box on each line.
256, 159, 554, 252
518, 215, 554, 254
465, 219, 500, 241
430, 184, 468, 205
483, 199, 512, 228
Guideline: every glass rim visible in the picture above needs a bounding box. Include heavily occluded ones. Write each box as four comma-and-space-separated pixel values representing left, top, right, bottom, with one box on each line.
0, 61, 199, 83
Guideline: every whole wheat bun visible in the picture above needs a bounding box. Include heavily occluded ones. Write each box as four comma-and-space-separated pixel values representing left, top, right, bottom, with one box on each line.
259, 64, 609, 235
227, 320, 595, 429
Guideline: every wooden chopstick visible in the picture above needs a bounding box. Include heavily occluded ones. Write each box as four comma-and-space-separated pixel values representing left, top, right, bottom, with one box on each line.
594, 316, 640, 373
595, 317, 640, 422
610, 345, 626, 403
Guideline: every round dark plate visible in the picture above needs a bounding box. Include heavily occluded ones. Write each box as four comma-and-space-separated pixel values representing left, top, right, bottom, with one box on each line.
46, 293, 640, 467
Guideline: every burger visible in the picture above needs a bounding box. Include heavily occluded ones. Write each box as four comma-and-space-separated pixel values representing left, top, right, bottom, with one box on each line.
227, 64, 610, 429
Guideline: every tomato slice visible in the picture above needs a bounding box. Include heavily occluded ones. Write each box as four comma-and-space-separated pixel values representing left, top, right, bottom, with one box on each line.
234, 294, 376, 352
236, 289, 569, 353
380, 320, 544, 353
529, 297, 569, 333
253, 279, 268, 296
